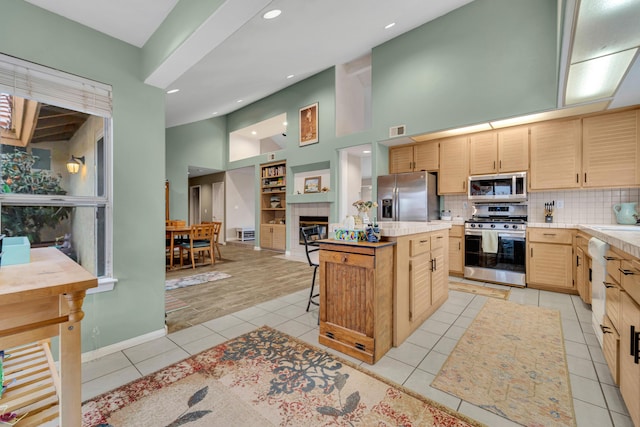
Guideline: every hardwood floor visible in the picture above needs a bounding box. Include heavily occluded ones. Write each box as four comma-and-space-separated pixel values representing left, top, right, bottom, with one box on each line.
165, 243, 313, 333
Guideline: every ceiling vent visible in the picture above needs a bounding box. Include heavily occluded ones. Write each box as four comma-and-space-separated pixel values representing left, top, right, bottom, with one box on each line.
389, 125, 406, 138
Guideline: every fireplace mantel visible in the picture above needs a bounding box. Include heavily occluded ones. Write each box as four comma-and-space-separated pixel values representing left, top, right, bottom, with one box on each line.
287, 192, 335, 204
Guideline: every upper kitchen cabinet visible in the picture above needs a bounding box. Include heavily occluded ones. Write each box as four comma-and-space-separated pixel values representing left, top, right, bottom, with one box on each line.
582, 109, 640, 188
438, 136, 469, 194
469, 127, 528, 175
529, 119, 581, 190
389, 141, 439, 173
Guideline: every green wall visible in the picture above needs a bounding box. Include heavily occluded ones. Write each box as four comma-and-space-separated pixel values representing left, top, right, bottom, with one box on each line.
166, 0, 559, 249
0, 1, 167, 351
166, 118, 227, 222
372, 0, 558, 140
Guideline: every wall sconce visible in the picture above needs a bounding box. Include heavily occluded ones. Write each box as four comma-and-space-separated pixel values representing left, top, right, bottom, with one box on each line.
66, 155, 85, 174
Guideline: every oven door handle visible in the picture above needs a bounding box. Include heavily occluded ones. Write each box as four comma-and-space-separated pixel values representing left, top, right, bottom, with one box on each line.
464, 230, 525, 239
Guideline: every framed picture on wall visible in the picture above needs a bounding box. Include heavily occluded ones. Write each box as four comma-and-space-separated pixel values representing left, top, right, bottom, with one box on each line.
299, 102, 318, 146
304, 176, 321, 193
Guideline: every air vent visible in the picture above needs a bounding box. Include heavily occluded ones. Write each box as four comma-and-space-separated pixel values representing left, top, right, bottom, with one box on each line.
266, 152, 276, 161
389, 124, 406, 138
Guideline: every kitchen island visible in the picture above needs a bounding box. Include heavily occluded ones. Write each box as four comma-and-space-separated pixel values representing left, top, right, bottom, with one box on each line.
321, 221, 451, 363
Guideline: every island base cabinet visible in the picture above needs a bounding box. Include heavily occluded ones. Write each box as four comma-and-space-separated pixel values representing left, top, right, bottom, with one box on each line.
318, 241, 394, 364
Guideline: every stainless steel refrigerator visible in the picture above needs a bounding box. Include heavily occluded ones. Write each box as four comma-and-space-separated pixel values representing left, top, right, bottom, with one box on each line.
377, 171, 438, 222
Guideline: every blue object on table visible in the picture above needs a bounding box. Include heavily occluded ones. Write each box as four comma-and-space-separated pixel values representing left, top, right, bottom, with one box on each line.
0, 236, 30, 266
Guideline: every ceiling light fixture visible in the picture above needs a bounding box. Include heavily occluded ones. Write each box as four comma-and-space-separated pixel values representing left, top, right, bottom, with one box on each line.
564, 0, 640, 105
237, 99, 243, 103
363, 150, 371, 154
385, 22, 396, 29
263, 9, 281, 19
286, 74, 294, 79
251, 131, 257, 135
66, 155, 85, 174
166, 89, 179, 94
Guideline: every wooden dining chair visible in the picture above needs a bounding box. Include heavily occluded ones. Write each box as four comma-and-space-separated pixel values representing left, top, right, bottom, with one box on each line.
211, 221, 222, 260
179, 223, 215, 268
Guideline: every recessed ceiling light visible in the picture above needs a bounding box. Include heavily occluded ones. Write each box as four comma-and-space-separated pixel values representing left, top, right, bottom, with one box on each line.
212, 112, 218, 115
251, 131, 257, 135
363, 150, 371, 154
385, 22, 396, 29
166, 89, 179, 94
286, 74, 294, 79
263, 9, 281, 19
283, 121, 288, 126
237, 99, 243, 103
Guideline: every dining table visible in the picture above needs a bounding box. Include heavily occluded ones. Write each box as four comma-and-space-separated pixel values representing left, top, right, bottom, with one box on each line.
166, 225, 191, 269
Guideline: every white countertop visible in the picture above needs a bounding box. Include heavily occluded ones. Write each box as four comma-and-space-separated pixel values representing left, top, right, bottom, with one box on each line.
528, 222, 640, 259
330, 220, 454, 237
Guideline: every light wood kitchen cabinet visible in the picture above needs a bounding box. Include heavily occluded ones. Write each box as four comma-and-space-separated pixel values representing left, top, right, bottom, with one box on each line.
582, 109, 640, 188
387, 229, 449, 346
389, 141, 439, 173
619, 291, 640, 427
318, 240, 395, 364
260, 224, 285, 251
574, 232, 592, 304
468, 127, 528, 175
529, 119, 581, 190
438, 136, 469, 194
448, 225, 464, 275
602, 314, 620, 385
526, 228, 575, 292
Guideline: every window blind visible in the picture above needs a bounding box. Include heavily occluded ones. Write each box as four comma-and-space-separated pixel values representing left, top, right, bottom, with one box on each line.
0, 53, 112, 118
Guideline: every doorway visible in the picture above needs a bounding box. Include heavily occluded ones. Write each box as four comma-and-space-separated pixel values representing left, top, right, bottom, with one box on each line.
189, 185, 201, 225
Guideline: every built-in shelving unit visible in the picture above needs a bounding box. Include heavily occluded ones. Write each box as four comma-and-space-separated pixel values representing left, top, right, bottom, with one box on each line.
260, 160, 286, 251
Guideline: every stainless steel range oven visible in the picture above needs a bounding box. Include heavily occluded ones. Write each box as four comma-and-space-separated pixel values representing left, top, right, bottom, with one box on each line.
464, 204, 527, 287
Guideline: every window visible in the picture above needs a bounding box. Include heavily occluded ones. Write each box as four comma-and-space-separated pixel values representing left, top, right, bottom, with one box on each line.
0, 54, 113, 283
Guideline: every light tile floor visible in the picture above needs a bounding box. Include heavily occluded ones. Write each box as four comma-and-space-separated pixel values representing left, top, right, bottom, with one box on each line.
81, 278, 634, 427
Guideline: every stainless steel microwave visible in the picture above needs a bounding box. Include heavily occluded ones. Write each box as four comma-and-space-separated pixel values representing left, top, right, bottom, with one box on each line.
468, 172, 527, 202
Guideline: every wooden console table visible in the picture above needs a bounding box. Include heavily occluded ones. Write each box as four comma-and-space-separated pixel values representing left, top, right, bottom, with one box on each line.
0, 247, 97, 426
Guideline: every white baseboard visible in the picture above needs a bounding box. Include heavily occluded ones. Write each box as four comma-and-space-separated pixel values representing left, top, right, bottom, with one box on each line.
81, 326, 167, 363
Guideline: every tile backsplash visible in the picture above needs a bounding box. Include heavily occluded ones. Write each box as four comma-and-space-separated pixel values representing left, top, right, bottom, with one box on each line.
443, 188, 640, 225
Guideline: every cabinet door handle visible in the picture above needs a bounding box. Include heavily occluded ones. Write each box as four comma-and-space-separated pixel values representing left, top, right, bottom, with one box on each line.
604, 255, 619, 261
603, 282, 615, 288
342, 255, 349, 263
576, 256, 581, 267
419, 239, 429, 243
600, 324, 612, 334
431, 258, 435, 271
619, 268, 635, 276
576, 173, 579, 183
633, 327, 640, 364
530, 247, 533, 257
584, 172, 587, 183
458, 242, 461, 250
543, 233, 556, 236
436, 236, 443, 239
493, 161, 496, 170
499, 160, 502, 169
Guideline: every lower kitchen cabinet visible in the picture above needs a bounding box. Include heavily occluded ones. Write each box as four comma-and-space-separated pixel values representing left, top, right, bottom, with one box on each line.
574, 231, 592, 304
318, 240, 395, 364
620, 291, 640, 427
448, 225, 464, 276
526, 228, 575, 292
602, 314, 620, 385
386, 228, 449, 346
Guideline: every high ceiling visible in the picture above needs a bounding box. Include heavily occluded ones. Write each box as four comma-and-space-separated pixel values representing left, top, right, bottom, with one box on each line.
23, 0, 476, 127
20, 0, 640, 130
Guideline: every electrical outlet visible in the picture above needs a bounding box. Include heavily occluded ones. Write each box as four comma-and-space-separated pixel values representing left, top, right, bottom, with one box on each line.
463, 201, 468, 209
556, 200, 564, 209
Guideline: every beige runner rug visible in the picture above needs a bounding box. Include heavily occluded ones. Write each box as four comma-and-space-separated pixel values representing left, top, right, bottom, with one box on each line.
449, 281, 510, 300
432, 299, 576, 427
83, 326, 487, 427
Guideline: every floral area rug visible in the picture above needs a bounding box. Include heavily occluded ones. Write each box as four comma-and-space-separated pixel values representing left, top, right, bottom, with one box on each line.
432, 299, 576, 427
448, 281, 511, 300
82, 326, 486, 427
165, 271, 231, 290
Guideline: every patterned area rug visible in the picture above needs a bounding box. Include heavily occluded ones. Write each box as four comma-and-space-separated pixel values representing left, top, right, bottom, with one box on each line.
448, 281, 511, 300
82, 327, 486, 427
165, 271, 231, 290
432, 299, 575, 427
165, 293, 190, 313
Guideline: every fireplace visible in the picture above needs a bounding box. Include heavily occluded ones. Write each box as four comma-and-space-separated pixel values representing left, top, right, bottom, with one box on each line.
299, 215, 329, 244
